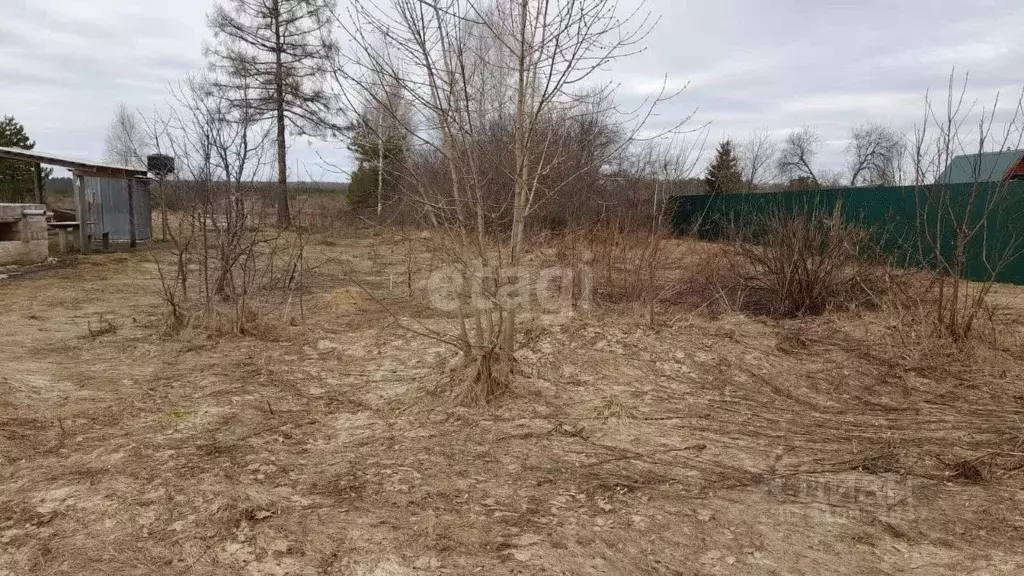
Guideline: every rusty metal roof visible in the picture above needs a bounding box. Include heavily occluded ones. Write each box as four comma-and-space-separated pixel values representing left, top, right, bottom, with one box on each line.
0, 146, 148, 178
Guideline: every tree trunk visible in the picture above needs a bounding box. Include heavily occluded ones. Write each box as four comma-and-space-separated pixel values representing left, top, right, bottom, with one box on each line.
276, 104, 289, 227
274, 2, 291, 228
377, 114, 384, 219
504, 0, 531, 352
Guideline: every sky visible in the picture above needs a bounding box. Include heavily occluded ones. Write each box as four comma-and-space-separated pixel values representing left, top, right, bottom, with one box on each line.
1, 0, 1022, 180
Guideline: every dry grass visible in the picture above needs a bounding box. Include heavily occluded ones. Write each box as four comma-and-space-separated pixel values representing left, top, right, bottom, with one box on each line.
2, 228, 1024, 575
291, 193, 368, 236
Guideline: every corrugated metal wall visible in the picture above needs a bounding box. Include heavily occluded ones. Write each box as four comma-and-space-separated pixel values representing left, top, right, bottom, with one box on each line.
85, 177, 153, 241
672, 182, 1024, 285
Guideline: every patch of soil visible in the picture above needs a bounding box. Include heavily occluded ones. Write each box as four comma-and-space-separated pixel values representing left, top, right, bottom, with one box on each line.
1, 235, 1023, 575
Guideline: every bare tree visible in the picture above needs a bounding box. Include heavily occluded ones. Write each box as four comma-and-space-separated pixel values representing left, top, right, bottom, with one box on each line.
104, 103, 150, 169
206, 0, 340, 227
846, 123, 906, 187
341, 0, 686, 401
736, 128, 778, 191
776, 127, 821, 186
910, 71, 1024, 341
148, 72, 303, 335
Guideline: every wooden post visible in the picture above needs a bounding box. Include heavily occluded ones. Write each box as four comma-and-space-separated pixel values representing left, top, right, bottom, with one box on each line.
73, 173, 89, 254
127, 178, 136, 249
158, 177, 168, 242
32, 163, 44, 205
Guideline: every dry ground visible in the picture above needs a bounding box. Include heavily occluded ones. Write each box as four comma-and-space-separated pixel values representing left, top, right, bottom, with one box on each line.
2, 233, 1024, 575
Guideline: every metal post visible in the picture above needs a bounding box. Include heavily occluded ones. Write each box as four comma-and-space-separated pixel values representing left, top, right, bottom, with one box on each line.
73, 173, 90, 254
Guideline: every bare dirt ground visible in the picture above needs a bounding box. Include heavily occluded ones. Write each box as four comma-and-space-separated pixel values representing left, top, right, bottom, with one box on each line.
3, 234, 1024, 575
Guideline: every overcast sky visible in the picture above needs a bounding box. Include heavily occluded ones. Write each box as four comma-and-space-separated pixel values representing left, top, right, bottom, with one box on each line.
2, 0, 1022, 180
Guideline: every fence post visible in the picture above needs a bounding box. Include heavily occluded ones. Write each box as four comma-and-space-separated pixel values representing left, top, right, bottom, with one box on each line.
127, 177, 136, 249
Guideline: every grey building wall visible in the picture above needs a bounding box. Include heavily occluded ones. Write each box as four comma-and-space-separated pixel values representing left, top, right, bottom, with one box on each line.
86, 177, 153, 241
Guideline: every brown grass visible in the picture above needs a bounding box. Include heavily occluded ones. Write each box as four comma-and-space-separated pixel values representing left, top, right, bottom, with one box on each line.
1, 227, 1024, 574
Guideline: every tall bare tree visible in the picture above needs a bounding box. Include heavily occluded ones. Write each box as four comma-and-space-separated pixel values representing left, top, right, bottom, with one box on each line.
736, 128, 777, 191
104, 103, 150, 169
776, 127, 822, 187
910, 71, 1024, 340
342, 0, 684, 401
207, 0, 339, 227
846, 123, 906, 187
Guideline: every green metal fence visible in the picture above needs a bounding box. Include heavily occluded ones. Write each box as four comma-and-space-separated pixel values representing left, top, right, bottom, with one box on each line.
671, 182, 1024, 284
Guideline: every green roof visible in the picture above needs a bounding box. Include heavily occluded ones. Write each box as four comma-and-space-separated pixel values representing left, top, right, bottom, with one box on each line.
937, 150, 1024, 184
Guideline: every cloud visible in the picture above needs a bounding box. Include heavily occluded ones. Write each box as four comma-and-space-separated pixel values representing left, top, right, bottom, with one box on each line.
2, 0, 1022, 179
606, 0, 1024, 172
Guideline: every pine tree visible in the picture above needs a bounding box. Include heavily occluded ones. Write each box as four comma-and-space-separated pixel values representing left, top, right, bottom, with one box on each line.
207, 0, 340, 227
0, 115, 51, 202
704, 140, 743, 195
344, 80, 409, 216
345, 110, 407, 214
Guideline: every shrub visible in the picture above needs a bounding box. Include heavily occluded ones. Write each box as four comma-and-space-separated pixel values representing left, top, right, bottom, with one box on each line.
726, 204, 890, 318
156, 191, 308, 338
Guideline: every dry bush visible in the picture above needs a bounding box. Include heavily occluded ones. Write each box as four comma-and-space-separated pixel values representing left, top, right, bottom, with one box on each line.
546, 204, 917, 328
145, 72, 312, 338
881, 270, 1016, 354
156, 194, 308, 338
547, 216, 681, 326
588, 228, 665, 307
664, 242, 747, 315
720, 205, 895, 318
670, 205, 1013, 353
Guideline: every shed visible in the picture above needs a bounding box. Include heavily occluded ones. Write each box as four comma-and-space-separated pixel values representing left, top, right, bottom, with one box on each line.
0, 147, 150, 253
936, 150, 1024, 184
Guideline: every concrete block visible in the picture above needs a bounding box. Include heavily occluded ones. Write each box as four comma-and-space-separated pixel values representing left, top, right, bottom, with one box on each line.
0, 204, 49, 266
0, 203, 43, 222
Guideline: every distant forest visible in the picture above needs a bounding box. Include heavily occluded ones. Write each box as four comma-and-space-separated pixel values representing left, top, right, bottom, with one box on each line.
45, 177, 347, 196
47, 177, 73, 194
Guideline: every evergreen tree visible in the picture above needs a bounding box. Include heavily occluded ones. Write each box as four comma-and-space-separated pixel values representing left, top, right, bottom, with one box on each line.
0, 115, 51, 202
344, 83, 409, 215
345, 112, 407, 214
704, 140, 743, 195
346, 161, 379, 211
207, 0, 340, 227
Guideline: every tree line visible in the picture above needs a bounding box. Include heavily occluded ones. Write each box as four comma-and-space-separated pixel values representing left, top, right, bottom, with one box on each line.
704, 123, 915, 196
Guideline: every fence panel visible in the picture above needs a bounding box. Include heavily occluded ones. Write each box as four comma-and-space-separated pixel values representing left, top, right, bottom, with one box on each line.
671, 182, 1024, 284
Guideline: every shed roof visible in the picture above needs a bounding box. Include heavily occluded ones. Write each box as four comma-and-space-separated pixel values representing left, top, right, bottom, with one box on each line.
936, 150, 1024, 184
0, 146, 148, 178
